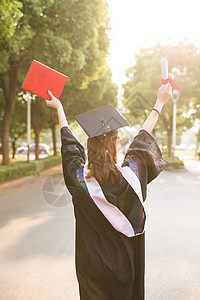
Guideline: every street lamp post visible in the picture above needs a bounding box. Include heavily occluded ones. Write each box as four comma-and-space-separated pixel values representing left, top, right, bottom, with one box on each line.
23, 92, 32, 163
172, 89, 180, 161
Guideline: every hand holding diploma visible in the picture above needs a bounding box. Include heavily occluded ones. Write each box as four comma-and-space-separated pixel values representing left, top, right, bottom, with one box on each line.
161, 57, 181, 91
161, 57, 170, 91
157, 84, 172, 105
141, 67, 172, 134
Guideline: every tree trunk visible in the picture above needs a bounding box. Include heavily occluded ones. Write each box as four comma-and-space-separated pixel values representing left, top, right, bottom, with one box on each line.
195, 130, 200, 159
34, 127, 40, 160
51, 124, 57, 156
11, 137, 17, 159
1, 105, 12, 165
1, 67, 18, 165
31, 99, 42, 160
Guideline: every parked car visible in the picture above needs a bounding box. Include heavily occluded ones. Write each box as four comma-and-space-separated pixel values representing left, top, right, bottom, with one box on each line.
175, 143, 187, 150
188, 144, 196, 151
17, 143, 50, 155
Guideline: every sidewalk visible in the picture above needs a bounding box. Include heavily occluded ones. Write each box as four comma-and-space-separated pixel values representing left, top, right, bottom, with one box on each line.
178, 155, 200, 174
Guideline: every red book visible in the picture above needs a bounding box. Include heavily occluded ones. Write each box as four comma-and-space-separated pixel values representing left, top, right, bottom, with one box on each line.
21, 59, 68, 100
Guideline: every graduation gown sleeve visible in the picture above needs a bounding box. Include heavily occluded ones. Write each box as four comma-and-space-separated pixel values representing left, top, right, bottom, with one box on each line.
124, 129, 168, 200
60, 126, 86, 196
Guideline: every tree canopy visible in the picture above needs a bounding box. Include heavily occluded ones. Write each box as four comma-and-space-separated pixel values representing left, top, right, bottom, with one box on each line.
123, 41, 200, 156
0, 0, 117, 165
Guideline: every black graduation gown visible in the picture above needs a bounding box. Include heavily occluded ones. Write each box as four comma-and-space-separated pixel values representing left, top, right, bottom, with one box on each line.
60, 126, 168, 300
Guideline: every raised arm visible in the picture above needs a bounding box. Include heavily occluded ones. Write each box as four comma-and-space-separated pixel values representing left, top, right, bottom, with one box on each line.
45, 91, 85, 195
45, 90, 68, 129
141, 84, 172, 133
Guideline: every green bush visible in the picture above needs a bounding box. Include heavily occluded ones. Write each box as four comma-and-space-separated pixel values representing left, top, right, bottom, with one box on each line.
34, 153, 61, 172
0, 161, 37, 183
163, 155, 184, 170
0, 153, 61, 184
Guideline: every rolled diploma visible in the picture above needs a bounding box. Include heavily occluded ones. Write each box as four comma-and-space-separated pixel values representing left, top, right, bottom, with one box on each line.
161, 57, 169, 91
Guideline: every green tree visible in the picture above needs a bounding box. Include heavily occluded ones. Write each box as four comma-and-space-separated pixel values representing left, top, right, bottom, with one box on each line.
0, 0, 23, 41
123, 41, 200, 157
0, 0, 115, 165
64, 65, 118, 120
189, 53, 200, 156
0, 0, 23, 164
10, 96, 27, 158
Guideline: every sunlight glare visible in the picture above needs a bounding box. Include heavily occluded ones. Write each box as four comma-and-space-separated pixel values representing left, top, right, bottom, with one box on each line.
107, 0, 200, 88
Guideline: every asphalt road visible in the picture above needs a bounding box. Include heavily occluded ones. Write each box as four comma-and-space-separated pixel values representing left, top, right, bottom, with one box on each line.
0, 159, 200, 300
145, 159, 200, 300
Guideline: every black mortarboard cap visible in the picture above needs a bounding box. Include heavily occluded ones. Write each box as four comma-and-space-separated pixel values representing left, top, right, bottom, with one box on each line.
74, 105, 129, 138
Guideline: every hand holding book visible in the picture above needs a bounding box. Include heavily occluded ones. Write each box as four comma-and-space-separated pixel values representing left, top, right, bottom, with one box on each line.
45, 91, 62, 109
46, 90, 69, 128
21, 60, 68, 100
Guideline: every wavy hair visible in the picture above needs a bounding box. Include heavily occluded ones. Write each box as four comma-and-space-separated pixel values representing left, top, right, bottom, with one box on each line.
86, 130, 123, 185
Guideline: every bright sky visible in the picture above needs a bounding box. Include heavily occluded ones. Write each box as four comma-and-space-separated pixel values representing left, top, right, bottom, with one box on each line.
106, 0, 200, 89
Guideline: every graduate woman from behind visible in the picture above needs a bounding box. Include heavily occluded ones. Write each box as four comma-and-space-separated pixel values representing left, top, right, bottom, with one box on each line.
45, 84, 172, 300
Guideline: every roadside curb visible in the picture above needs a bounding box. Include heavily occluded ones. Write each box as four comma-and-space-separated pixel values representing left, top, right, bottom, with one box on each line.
0, 164, 62, 192
165, 168, 187, 172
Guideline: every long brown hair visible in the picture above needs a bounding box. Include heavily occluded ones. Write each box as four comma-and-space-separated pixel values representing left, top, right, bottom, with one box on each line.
86, 130, 123, 185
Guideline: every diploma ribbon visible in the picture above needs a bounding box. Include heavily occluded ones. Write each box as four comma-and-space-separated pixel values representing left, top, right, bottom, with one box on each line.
161, 77, 181, 91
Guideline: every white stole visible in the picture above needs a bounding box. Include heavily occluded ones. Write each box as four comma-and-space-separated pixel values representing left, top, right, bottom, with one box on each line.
83, 164, 145, 238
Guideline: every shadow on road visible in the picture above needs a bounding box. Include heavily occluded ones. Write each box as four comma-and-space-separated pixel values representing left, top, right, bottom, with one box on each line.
0, 173, 75, 261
